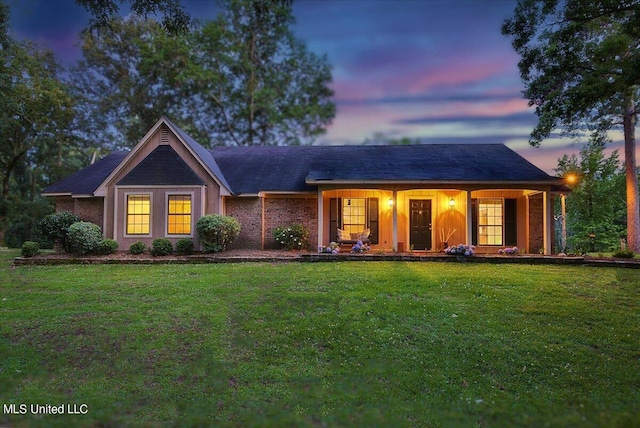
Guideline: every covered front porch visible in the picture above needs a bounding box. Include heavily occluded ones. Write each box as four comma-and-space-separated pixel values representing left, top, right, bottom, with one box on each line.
316, 186, 556, 255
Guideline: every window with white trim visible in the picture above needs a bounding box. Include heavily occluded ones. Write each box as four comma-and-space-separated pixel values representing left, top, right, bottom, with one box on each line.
167, 194, 192, 235
126, 194, 150, 235
478, 198, 503, 246
342, 198, 366, 234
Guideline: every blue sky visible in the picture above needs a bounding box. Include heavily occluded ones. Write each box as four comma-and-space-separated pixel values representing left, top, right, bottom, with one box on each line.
7, 0, 626, 174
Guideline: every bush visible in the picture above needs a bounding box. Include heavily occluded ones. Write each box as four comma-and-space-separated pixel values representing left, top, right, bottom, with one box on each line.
196, 214, 241, 253
612, 249, 635, 259
444, 244, 476, 256
129, 241, 146, 255
21, 241, 40, 258
67, 221, 103, 254
97, 238, 119, 255
151, 238, 173, 256
273, 223, 309, 250
39, 211, 81, 252
176, 238, 194, 255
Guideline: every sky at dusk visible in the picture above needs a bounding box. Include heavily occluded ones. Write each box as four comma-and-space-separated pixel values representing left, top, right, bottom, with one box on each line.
6, 0, 632, 174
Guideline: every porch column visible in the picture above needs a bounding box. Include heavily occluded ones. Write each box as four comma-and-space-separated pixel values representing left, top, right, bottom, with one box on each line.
392, 190, 398, 251
560, 194, 567, 252
466, 190, 473, 245
525, 194, 530, 253
543, 191, 551, 255
317, 189, 324, 250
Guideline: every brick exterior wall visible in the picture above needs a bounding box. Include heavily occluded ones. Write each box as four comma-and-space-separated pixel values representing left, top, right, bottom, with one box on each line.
528, 194, 557, 254
224, 196, 318, 250
55, 197, 104, 229
528, 195, 544, 254
225, 197, 263, 249
263, 197, 317, 250
54, 197, 74, 214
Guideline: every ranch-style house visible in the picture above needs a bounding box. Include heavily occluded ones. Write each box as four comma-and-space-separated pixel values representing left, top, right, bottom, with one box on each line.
42, 117, 566, 254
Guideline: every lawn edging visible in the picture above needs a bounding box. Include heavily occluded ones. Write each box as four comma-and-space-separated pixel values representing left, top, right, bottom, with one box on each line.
302, 253, 587, 264
12, 253, 640, 268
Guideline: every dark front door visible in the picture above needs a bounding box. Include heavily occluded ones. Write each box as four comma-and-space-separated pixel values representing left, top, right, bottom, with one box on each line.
410, 200, 432, 250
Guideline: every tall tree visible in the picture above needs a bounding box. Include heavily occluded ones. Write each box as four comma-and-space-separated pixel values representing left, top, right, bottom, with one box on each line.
502, 0, 640, 252
0, 1, 76, 244
71, 1, 335, 148
556, 136, 626, 252
68, 15, 195, 149
75, 0, 190, 33
186, 0, 335, 146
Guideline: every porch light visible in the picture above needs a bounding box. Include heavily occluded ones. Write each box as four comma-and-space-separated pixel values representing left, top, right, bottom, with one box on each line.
388, 198, 394, 207
449, 197, 455, 208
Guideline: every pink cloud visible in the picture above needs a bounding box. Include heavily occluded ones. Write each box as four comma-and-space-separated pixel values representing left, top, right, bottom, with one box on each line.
430, 97, 532, 119
405, 53, 518, 95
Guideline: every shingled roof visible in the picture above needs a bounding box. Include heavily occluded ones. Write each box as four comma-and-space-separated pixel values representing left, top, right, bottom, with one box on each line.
212, 144, 559, 194
42, 119, 561, 197
42, 151, 128, 196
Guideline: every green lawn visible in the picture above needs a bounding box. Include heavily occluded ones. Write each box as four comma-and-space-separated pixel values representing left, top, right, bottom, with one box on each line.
1, 249, 639, 427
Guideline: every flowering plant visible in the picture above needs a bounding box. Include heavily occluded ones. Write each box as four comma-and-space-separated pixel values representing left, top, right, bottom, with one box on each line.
444, 244, 475, 256
351, 240, 371, 253
273, 223, 309, 250
319, 242, 340, 254
498, 247, 519, 256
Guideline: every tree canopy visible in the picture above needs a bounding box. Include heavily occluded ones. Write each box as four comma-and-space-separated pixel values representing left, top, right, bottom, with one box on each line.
0, 1, 78, 245
185, 0, 335, 146
556, 137, 626, 252
502, 0, 640, 252
69, 0, 335, 149
75, 0, 191, 33
68, 15, 195, 150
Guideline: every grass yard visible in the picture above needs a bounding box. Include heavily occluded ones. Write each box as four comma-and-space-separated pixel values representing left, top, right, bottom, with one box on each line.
1, 249, 639, 427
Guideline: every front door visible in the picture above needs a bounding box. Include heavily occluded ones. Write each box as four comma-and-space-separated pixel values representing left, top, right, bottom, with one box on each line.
410, 199, 432, 250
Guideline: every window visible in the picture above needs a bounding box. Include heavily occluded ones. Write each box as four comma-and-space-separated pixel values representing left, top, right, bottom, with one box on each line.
167, 195, 192, 235
127, 194, 150, 235
342, 198, 366, 234
478, 198, 503, 246
329, 197, 379, 244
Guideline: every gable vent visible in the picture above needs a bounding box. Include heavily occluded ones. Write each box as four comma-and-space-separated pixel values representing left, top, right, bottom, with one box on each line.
160, 127, 169, 145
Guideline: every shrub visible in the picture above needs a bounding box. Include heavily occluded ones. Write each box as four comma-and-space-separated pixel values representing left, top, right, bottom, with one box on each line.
39, 211, 81, 252
97, 238, 119, 255
351, 240, 370, 253
612, 249, 635, 259
498, 247, 519, 256
151, 238, 173, 256
176, 238, 194, 255
129, 241, 146, 255
273, 223, 309, 250
21, 241, 40, 258
67, 221, 103, 254
196, 214, 241, 253
319, 242, 340, 254
444, 244, 475, 256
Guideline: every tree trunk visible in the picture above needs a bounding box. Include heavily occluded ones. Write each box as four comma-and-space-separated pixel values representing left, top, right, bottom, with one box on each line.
623, 96, 640, 252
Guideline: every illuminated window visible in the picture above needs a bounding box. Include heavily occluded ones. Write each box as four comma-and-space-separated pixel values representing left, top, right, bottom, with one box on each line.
478, 198, 503, 246
342, 198, 366, 234
167, 195, 192, 235
127, 194, 150, 235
